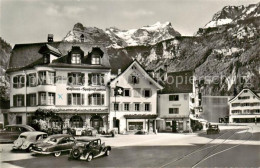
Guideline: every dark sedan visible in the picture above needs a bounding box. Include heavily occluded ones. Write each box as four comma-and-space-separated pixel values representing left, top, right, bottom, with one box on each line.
207, 124, 220, 134
31, 134, 75, 157
0, 125, 35, 143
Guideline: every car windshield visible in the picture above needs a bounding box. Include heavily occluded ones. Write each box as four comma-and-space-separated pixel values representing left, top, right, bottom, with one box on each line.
43, 137, 57, 144
19, 135, 27, 139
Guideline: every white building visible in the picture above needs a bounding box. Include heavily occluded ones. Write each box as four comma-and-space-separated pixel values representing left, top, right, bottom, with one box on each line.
6, 36, 112, 132
229, 88, 260, 123
157, 71, 194, 132
109, 60, 163, 133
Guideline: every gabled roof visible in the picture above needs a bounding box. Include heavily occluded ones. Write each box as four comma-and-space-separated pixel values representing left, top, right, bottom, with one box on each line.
7, 42, 111, 73
110, 60, 163, 90
160, 70, 194, 94
228, 88, 260, 102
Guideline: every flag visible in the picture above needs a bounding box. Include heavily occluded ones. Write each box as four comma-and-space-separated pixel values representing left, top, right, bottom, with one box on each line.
114, 86, 124, 96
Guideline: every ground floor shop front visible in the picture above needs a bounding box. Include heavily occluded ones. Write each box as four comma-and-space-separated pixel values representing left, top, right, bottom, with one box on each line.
156, 117, 190, 133
7, 110, 109, 132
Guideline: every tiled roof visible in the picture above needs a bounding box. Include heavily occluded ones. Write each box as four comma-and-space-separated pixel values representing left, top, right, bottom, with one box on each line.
160, 70, 194, 94
7, 42, 111, 73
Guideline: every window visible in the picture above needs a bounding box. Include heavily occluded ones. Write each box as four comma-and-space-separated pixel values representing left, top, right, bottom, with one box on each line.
38, 71, 47, 85
27, 73, 37, 87
38, 92, 47, 105
238, 96, 250, 100
26, 93, 36, 106
144, 103, 150, 111
130, 75, 139, 84
68, 73, 85, 85
88, 73, 104, 86
124, 89, 130, 97
68, 93, 84, 105
13, 75, 25, 88
16, 116, 22, 124
134, 103, 140, 111
43, 54, 50, 64
48, 72, 56, 85
71, 54, 81, 64
133, 88, 141, 97
88, 93, 104, 105
114, 103, 119, 111
169, 108, 179, 114
91, 57, 100, 65
169, 95, 179, 101
143, 89, 152, 98
48, 93, 55, 105
124, 103, 130, 111
13, 95, 24, 107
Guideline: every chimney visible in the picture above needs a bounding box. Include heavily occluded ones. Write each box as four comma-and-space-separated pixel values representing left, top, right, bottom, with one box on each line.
80, 34, 84, 42
48, 34, 53, 42
118, 69, 121, 75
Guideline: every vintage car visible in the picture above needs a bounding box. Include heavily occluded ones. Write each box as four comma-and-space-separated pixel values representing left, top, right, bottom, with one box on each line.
0, 125, 35, 143
12, 131, 48, 152
31, 134, 75, 157
68, 138, 111, 162
82, 127, 98, 136
206, 124, 220, 134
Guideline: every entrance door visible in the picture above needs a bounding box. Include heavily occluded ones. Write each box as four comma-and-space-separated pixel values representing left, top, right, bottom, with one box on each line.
172, 120, 177, 132
91, 116, 103, 131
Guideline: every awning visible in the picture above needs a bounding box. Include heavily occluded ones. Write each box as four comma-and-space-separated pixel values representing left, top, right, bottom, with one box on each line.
124, 114, 157, 119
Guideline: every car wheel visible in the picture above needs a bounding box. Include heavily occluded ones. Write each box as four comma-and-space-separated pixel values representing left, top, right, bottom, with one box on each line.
72, 149, 81, 159
26, 145, 32, 152
105, 150, 110, 156
54, 151, 61, 157
87, 154, 93, 162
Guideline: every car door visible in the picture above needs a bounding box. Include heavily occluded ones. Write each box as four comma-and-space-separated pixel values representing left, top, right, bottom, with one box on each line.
56, 137, 69, 151
66, 136, 75, 149
92, 140, 101, 156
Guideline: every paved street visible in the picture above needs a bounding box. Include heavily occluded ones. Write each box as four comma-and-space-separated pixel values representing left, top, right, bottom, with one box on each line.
1, 125, 260, 168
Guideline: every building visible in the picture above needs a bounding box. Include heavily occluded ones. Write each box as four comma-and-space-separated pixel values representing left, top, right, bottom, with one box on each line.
6, 36, 112, 132
109, 60, 163, 133
202, 96, 231, 123
157, 71, 194, 132
228, 88, 260, 123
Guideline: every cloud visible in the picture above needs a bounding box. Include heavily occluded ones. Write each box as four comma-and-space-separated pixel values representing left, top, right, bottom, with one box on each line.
123, 9, 154, 19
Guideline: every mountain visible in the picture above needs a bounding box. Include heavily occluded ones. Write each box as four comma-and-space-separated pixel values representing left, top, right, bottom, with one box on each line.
63, 22, 181, 48
0, 37, 12, 101
204, 2, 260, 28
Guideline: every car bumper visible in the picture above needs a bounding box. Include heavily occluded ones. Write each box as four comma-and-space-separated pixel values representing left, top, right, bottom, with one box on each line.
31, 150, 52, 154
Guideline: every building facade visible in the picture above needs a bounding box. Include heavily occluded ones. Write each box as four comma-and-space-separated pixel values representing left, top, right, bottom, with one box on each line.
229, 88, 260, 123
157, 71, 194, 132
7, 38, 112, 132
109, 61, 163, 134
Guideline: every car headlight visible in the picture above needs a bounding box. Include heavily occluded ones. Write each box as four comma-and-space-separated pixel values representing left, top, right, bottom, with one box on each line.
42, 148, 47, 152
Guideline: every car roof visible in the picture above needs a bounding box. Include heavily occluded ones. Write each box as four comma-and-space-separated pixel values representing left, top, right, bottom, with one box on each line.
76, 138, 100, 142
6, 124, 35, 131
48, 134, 72, 139
20, 131, 47, 136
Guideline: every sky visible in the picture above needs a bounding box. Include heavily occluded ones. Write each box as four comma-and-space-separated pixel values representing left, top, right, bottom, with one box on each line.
0, 0, 259, 46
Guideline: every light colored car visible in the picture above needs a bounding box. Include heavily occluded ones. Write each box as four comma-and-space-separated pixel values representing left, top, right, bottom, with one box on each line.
13, 131, 48, 152
82, 127, 98, 136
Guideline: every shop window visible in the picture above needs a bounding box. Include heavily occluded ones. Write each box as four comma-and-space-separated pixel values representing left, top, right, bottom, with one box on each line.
128, 122, 143, 131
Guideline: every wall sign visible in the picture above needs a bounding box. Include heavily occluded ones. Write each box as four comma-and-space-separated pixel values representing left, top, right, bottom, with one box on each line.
66, 87, 106, 91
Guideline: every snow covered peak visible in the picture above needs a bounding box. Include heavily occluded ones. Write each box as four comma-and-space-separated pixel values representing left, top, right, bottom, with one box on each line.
63, 22, 181, 48
204, 2, 259, 28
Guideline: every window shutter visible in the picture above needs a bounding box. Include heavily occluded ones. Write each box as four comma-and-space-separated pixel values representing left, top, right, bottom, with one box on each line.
54, 72, 56, 84
26, 75, 29, 86
110, 102, 113, 111
142, 89, 145, 97
53, 93, 56, 105
101, 74, 105, 85
67, 94, 71, 105
149, 90, 152, 97
88, 73, 92, 85
67, 73, 72, 85
129, 89, 132, 97
141, 103, 144, 111
120, 103, 123, 111
101, 94, 105, 105
13, 95, 17, 107
136, 77, 140, 84
26, 94, 29, 106
88, 94, 92, 105
21, 95, 25, 106
81, 94, 85, 105
111, 89, 114, 97
21, 76, 25, 87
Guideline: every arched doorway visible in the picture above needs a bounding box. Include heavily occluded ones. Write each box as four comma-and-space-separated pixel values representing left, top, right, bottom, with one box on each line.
50, 116, 63, 128
70, 115, 83, 128
90, 115, 103, 131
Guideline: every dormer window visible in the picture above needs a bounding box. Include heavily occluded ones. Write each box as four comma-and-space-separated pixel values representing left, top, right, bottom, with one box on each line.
43, 54, 50, 64
91, 55, 100, 65
71, 54, 81, 64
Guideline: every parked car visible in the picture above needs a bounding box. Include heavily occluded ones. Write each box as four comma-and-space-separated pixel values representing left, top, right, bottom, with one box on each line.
0, 125, 35, 143
82, 127, 98, 136
206, 124, 220, 134
12, 131, 48, 152
68, 138, 111, 162
31, 134, 75, 157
